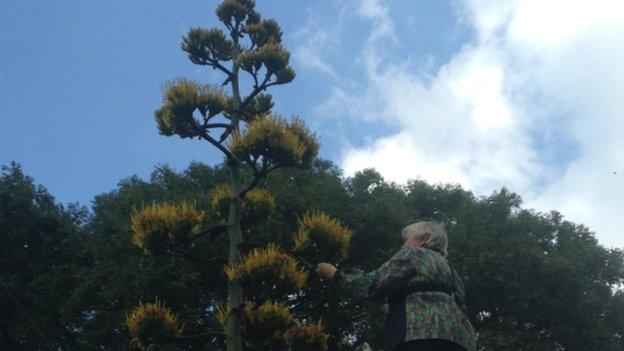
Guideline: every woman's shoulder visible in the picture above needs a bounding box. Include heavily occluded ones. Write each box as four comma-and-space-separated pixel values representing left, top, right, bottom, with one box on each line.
404, 245, 446, 259
404, 245, 452, 272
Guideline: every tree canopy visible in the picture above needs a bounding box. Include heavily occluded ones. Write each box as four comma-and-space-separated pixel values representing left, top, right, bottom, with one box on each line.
2, 161, 623, 350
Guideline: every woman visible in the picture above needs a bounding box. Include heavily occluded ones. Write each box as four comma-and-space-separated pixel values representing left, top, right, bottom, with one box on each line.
316, 221, 476, 351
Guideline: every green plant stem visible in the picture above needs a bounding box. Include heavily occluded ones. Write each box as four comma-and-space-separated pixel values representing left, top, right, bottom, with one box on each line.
225, 21, 244, 351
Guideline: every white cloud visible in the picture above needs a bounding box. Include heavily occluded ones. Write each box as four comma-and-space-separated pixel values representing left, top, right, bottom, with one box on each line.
357, 0, 396, 42
342, 42, 540, 196
338, 0, 624, 248
343, 131, 474, 187
293, 45, 337, 77
291, 6, 347, 78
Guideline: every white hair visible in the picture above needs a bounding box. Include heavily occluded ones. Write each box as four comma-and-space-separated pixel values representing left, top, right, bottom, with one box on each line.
402, 221, 448, 256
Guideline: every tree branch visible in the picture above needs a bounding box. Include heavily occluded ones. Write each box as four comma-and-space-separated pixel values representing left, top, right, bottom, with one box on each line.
260, 80, 283, 91
251, 69, 259, 88
240, 73, 271, 109
218, 128, 232, 143
204, 123, 231, 129
178, 330, 226, 339
209, 59, 233, 77
191, 224, 229, 242
196, 127, 235, 161
243, 155, 259, 175
239, 170, 265, 198
165, 243, 228, 265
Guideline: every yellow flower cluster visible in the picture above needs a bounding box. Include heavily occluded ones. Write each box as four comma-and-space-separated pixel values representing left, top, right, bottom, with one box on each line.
229, 115, 318, 168
224, 244, 307, 294
237, 37, 294, 84
215, 302, 230, 329
245, 300, 293, 332
294, 212, 354, 262
210, 184, 232, 219
155, 78, 229, 138
284, 320, 330, 351
243, 187, 276, 223
211, 184, 275, 223
130, 202, 203, 252
182, 27, 233, 63
216, 0, 255, 31
243, 300, 293, 348
124, 299, 183, 348
246, 19, 283, 47
289, 118, 320, 167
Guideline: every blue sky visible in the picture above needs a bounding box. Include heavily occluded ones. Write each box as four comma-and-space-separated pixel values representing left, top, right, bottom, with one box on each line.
2, 0, 624, 248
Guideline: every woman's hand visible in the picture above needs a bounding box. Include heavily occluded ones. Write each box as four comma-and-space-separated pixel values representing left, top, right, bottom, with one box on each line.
316, 263, 337, 280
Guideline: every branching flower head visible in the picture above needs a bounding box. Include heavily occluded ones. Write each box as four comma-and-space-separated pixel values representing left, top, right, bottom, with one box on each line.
215, 302, 231, 330
256, 39, 290, 74
230, 115, 303, 166
237, 35, 293, 83
294, 212, 354, 262
224, 244, 307, 295
131, 202, 204, 252
229, 115, 318, 168
284, 320, 329, 351
244, 93, 274, 119
182, 27, 233, 64
243, 187, 276, 223
216, 0, 257, 28
289, 117, 319, 168
246, 19, 283, 46
155, 78, 228, 139
124, 299, 183, 348
210, 184, 233, 219
211, 184, 275, 223
244, 300, 292, 348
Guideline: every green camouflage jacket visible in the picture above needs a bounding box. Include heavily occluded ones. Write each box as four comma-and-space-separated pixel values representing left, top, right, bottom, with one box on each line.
335, 245, 476, 351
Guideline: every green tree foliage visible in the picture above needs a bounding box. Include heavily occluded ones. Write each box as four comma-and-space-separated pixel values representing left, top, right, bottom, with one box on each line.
76, 164, 230, 350
0, 163, 88, 350
2, 160, 624, 350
